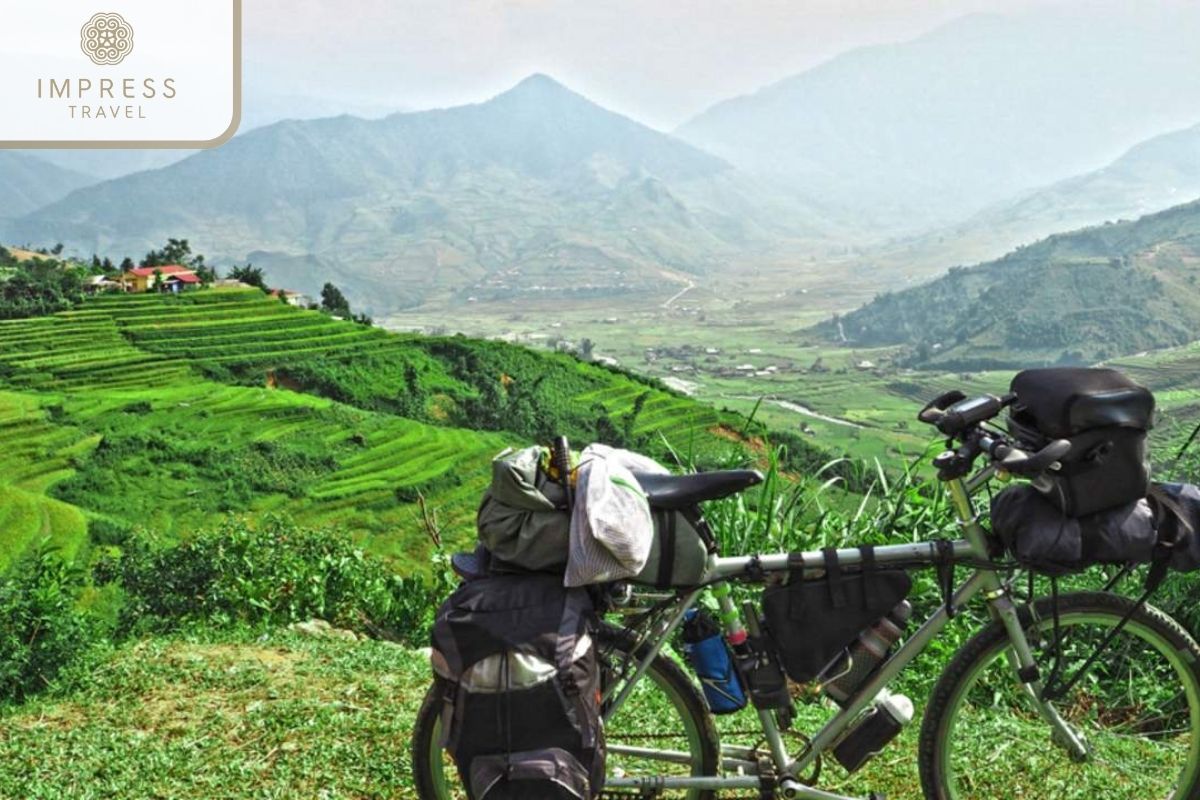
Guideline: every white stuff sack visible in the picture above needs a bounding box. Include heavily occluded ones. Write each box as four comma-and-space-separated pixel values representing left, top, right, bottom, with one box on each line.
565, 444, 667, 587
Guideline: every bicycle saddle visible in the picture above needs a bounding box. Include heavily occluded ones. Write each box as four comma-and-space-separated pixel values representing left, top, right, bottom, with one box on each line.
632, 469, 764, 510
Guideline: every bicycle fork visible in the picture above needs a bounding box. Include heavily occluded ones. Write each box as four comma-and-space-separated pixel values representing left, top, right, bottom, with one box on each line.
946, 478, 1090, 762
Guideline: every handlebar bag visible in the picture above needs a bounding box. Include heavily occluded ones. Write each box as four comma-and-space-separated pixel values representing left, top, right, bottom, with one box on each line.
1007, 367, 1154, 517
761, 547, 911, 683
990, 483, 1158, 574
430, 574, 604, 799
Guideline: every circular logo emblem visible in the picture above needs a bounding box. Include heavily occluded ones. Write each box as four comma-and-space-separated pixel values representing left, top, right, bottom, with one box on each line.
80, 12, 134, 66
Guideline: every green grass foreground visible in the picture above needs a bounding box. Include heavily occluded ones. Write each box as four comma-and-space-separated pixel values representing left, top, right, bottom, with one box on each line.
0, 631, 931, 800
0, 632, 430, 800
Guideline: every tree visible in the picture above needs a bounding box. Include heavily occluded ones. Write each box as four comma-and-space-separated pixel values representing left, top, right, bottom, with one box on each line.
50, 243, 64, 256
195, 264, 218, 285
119, 257, 135, 273
320, 283, 352, 318
101, 257, 114, 271
141, 238, 205, 271
228, 264, 266, 290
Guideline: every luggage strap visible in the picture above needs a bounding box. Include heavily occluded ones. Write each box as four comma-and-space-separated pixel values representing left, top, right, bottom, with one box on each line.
656, 510, 677, 589
822, 548, 846, 608
934, 539, 956, 618
555, 590, 596, 748
1147, 483, 1193, 592
860, 545, 879, 607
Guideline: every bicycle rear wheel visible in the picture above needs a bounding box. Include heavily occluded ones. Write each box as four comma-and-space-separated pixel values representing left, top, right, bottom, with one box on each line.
919, 591, 1200, 800
411, 623, 720, 799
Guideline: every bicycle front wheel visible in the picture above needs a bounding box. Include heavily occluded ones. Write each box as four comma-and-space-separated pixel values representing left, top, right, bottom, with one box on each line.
919, 590, 1200, 800
411, 622, 720, 799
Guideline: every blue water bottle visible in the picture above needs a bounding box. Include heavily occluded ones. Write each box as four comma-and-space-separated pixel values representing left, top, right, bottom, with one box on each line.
681, 608, 748, 714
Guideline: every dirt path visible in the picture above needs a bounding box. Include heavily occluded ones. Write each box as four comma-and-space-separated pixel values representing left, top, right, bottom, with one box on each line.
661, 280, 695, 309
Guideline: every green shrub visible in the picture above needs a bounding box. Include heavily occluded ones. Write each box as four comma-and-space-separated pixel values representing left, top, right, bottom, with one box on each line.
107, 516, 450, 644
0, 548, 100, 702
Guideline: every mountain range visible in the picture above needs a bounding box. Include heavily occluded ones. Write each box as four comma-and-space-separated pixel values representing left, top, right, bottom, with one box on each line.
0, 153, 95, 219
677, 10, 1200, 235
823, 198, 1200, 369
5, 75, 823, 311
936, 123, 1200, 260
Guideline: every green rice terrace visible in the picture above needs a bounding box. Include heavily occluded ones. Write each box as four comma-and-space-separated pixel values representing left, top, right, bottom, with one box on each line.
0, 286, 812, 574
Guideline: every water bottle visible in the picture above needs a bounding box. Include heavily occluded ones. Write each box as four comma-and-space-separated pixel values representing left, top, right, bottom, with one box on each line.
681, 609, 748, 715
831, 690, 914, 773
823, 600, 912, 706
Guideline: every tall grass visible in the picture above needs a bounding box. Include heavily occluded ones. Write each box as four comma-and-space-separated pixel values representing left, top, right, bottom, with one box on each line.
702, 440, 957, 557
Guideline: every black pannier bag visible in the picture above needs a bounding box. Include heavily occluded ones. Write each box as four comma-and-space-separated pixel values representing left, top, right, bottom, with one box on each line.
1007, 367, 1154, 517
991, 483, 1159, 574
761, 547, 912, 684
430, 574, 604, 800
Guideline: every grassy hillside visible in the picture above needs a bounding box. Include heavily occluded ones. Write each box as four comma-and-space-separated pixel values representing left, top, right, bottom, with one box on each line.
821, 198, 1200, 369
0, 287, 785, 573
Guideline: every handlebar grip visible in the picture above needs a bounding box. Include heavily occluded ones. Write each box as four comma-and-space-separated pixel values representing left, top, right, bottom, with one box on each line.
998, 438, 1072, 476
918, 390, 966, 425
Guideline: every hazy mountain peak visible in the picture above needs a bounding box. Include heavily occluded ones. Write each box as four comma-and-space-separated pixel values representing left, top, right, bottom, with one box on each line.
506, 72, 570, 95
483, 72, 600, 115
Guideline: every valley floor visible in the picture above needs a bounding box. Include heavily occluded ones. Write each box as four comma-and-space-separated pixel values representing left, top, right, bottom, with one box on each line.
388, 272, 1200, 467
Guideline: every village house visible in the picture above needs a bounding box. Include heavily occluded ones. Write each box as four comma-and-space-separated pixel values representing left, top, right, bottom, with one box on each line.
269, 289, 313, 307
84, 275, 120, 293
116, 265, 201, 293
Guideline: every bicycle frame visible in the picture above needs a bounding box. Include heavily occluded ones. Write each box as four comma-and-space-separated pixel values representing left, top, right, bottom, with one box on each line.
603, 469, 1088, 799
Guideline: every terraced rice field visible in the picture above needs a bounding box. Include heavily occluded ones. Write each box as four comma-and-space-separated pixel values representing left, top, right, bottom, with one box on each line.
0, 288, 745, 571
0, 290, 514, 570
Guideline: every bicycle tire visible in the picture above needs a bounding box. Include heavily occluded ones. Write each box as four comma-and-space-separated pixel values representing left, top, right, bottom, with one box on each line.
411, 622, 721, 799
918, 590, 1200, 800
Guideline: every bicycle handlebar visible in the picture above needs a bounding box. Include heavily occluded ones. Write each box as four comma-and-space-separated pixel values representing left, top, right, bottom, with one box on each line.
919, 390, 1070, 479
979, 432, 1071, 477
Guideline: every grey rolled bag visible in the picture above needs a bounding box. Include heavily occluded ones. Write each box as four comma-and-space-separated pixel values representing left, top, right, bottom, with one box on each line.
990, 481, 1200, 575
476, 446, 710, 586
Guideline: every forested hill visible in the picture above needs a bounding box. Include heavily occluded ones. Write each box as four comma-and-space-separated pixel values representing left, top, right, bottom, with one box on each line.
820, 198, 1200, 370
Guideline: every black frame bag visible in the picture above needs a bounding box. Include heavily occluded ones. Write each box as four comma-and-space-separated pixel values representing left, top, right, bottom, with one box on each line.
1008, 367, 1154, 517
430, 574, 604, 799
761, 547, 912, 684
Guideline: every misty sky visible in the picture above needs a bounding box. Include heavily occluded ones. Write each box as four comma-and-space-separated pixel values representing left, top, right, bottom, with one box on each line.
242, 0, 1079, 130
